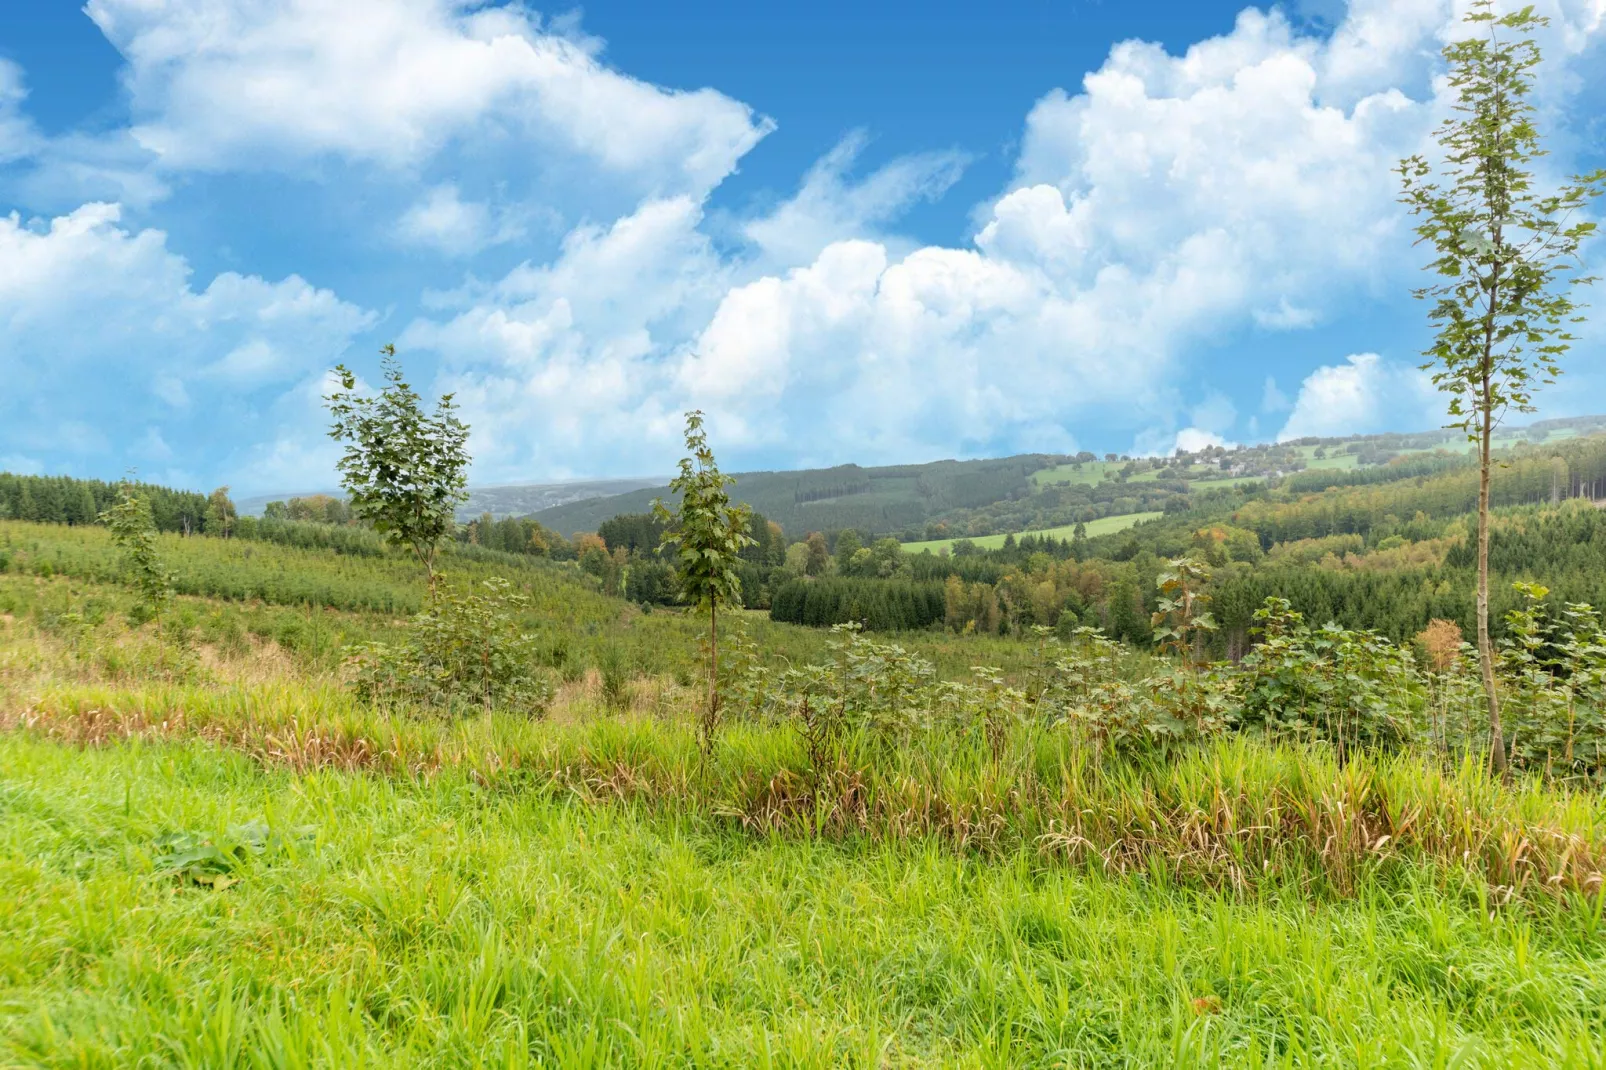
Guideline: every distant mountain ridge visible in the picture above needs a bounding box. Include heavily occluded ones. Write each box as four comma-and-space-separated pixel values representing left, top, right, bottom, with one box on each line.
236, 477, 663, 520
531, 414, 1606, 541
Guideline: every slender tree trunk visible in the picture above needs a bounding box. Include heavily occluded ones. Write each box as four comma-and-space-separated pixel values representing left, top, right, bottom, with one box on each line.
706, 599, 719, 753
1477, 371, 1506, 775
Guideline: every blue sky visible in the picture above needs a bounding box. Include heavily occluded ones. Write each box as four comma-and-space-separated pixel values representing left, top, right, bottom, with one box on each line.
0, 1, 1602, 494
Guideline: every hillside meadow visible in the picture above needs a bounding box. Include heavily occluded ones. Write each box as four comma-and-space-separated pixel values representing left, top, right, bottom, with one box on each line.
901, 511, 1165, 554
2, 517, 1606, 1066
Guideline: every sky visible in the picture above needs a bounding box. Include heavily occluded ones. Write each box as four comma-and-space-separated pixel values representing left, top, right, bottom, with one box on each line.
0, 0, 1602, 495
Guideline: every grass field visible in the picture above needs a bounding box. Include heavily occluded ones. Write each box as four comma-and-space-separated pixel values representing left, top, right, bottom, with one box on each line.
903, 511, 1164, 554
6, 514, 1606, 1065
5, 733, 1606, 1067
4, 587, 1606, 1067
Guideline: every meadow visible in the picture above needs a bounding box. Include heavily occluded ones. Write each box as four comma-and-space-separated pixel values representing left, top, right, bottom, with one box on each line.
3, 514, 1606, 1066
901, 511, 1165, 554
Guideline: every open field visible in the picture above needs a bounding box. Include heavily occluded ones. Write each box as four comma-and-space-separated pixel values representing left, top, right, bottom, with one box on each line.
902, 511, 1164, 553
7, 446, 1606, 1065
3, 585, 1606, 1066
6, 731, 1606, 1067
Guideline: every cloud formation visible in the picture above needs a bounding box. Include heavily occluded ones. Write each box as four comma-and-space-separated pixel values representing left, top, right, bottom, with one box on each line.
86, 0, 772, 198
1276, 353, 1441, 440
0, 203, 373, 484
406, 3, 1458, 479
0, 0, 1602, 491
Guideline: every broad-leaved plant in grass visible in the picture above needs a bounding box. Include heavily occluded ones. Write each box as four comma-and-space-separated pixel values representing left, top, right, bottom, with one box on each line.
1237, 597, 1417, 759
348, 578, 552, 716
1498, 583, 1606, 781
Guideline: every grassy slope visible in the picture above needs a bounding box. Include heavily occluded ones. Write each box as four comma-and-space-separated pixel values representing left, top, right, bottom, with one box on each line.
4, 547, 1606, 1065
4, 734, 1605, 1067
903, 512, 1165, 554
0, 524, 1061, 682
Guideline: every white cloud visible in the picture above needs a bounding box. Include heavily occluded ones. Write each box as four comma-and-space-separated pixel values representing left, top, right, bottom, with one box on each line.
87, 0, 772, 197
1003, 9, 1421, 310
0, 203, 374, 483
1175, 427, 1234, 453
1277, 352, 1441, 439
7, 0, 1606, 489
742, 131, 969, 267
397, 183, 530, 256
392, 0, 1606, 477
399, 196, 733, 478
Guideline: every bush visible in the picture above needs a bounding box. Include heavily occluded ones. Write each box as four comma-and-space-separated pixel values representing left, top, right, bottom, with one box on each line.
597, 645, 632, 710
1237, 598, 1417, 756
348, 578, 552, 715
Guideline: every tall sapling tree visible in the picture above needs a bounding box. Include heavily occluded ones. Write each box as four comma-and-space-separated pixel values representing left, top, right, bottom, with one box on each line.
1398, 1, 1604, 774
100, 483, 173, 627
325, 345, 471, 597
654, 410, 753, 754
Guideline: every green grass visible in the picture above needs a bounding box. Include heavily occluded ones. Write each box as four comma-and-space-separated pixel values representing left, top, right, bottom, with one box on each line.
3, 734, 1606, 1067
0, 519, 590, 617
1289, 446, 1360, 471
903, 512, 1164, 554
1030, 460, 1124, 487
1181, 475, 1263, 491
6, 569, 1606, 1066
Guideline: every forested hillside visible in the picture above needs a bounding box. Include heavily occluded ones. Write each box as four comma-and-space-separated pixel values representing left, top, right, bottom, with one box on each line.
531, 454, 1060, 537
531, 415, 1606, 541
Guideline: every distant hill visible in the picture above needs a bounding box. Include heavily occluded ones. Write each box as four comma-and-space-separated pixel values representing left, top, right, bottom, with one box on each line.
532, 456, 1059, 539
237, 477, 662, 520
532, 414, 1606, 541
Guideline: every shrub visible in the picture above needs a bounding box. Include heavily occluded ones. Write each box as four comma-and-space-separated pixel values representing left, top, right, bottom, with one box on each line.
348, 578, 552, 715
597, 645, 632, 710
1237, 597, 1417, 757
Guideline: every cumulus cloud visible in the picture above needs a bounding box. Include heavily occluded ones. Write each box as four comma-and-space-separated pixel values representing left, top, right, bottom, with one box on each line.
380, 0, 1606, 479
86, 0, 772, 197
399, 196, 733, 478
5, 0, 1606, 488
1175, 427, 1234, 453
0, 203, 374, 483
1276, 352, 1441, 440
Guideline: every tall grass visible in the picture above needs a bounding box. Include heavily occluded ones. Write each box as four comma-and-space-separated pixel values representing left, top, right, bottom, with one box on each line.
5, 605, 1603, 905
2, 735, 1604, 1067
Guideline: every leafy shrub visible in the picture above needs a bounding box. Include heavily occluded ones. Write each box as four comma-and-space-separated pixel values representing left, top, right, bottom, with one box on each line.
1237, 598, 1417, 756
1040, 627, 1232, 756
348, 578, 552, 715
1497, 583, 1606, 778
